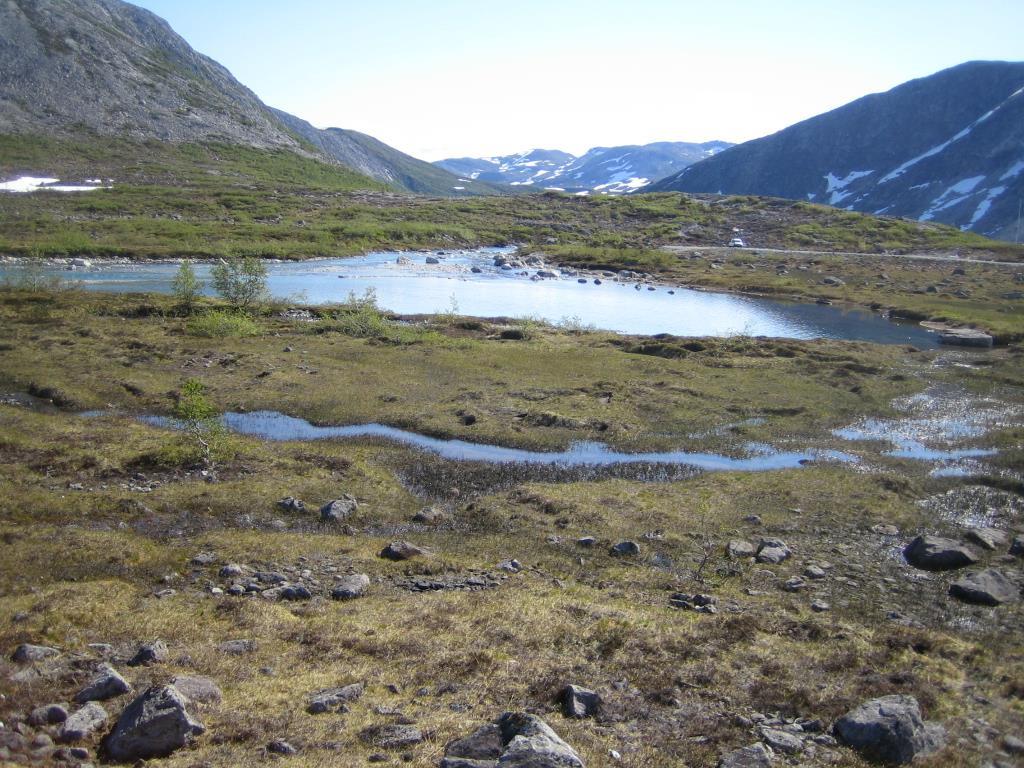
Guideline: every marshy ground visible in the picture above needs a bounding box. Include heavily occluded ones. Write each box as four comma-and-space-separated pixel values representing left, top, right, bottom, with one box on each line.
1, 287, 1022, 766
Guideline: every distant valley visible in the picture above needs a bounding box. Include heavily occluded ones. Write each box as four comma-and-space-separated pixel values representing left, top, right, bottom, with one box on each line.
435, 142, 732, 195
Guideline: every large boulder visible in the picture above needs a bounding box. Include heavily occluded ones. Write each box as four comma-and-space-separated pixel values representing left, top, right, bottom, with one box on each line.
75, 664, 131, 703
834, 695, 945, 764
320, 495, 358, 523
380, 541, 426, 560
331, 573, 371, 600
948, 569, 1019, 605
103, 685, 205, 761
442, 712, 584, 768
903, 535, 978, 571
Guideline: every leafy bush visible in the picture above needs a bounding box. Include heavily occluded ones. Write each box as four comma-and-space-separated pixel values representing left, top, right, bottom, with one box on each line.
186, 309, 259, 337
172, 260, 203, 312
210, 256, 268, 309
173, 378, 225, 468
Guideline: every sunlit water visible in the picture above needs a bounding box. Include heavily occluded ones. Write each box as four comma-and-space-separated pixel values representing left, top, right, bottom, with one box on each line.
2, 247, 941, 344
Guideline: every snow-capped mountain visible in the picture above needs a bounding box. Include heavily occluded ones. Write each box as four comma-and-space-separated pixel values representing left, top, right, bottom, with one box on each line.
649, 61, 1024, 240
435, 141, 733, 195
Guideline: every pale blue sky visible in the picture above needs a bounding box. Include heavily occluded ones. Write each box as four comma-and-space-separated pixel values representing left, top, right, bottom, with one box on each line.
132, 0, 1023, 161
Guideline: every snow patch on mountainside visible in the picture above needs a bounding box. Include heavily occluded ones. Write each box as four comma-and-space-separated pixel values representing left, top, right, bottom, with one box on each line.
920, 175, 986, 220
964, 185, 1008, 229
824, 170, 874, 204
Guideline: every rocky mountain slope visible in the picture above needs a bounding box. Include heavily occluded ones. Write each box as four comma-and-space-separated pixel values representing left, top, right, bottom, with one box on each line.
649, 61, 1024, 240
436, 141, 732, 195
0, 0, 481, 195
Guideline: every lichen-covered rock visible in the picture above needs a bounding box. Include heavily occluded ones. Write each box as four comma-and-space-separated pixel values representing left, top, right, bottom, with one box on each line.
948, 569, 1019, 605
717, 743, 773, 768
561, 685, 601, 719
380, 541, 426, 560
103, 685, 205, 761
75, 664, 130, 703
331, 573, 370, 600
11, 644, 59, 663
307, 683, 364, 714
58, 702, 108, 743
903, 535, 978, 571
127, 640, 168, 667
442, 713, 584, 768
834, 694, 945, 764
320, 495, 358, 523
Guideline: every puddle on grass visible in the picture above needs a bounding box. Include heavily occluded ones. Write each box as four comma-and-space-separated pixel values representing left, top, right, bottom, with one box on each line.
141, 411, 847, 472
834, 386, 1017, 468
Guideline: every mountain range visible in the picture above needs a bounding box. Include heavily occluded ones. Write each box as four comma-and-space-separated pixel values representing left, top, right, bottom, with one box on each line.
435, 142, 732, 195
649, 61, 1024, 240
0, 0, 495, 195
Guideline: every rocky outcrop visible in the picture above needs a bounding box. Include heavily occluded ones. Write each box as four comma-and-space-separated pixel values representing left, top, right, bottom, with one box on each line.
948, 569, 1019, 605
903, 535, 978, 570
834, 695, 945, 764
441, 712, 584, 767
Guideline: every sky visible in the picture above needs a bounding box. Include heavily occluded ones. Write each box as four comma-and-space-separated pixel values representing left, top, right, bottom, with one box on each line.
131, 0, 1024, 162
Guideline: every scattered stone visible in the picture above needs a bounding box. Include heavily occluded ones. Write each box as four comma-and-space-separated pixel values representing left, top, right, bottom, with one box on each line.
670, 593, 718, 613
561, 684, 601, 719
1010, 535, 1024, 557
331, 573, 371, 600
718, 742, 773, 767
28, 704, 69, 726
307, 683, 364, 714
380, 541, 426, 561
964, 527, 1008, 551
497, 559, 522, 573
170, 676, 222, 705
267, 739, 298, 755
412, 507, 447, 524
11, 644, 59, 663
444, 723, 503, 762
359, 724, 423, 749
102, 685, 205, 761
58, 702, 108, 743
576, 536, 597, 547
609, 541, 641, 557
219, 563, 244, 578
190, 552, 217, 566
1003, 735, 1024, 755
218, 639, 256, 655
833, 695, 945, 765
903, 535, 979, 571
127, 640, 168, 667
442, 712, 583, 767
783, 576, 807, 592
760, 727, 803, 754
810, 600, 831, 613
75, 664, 131, 703
948, 569, 1019, 606
804, 565, 827, 580
871, 524, 900, 536
727, 540, 756, 558
938, 328, 994, 348
320, 495, 358, 523
756, 538, 791, 564
425, 256, 440, 264
280, 585, 312, 601
277, 496, 306, 514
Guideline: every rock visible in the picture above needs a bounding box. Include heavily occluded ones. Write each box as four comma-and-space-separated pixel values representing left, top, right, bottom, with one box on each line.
127, 640, 168, 667
497, 559, 522, 573
718, 743, 773, 767
938, 328, 993, 348
359, 724, 423, 749
822, 276, 845, 286
871, 524, 900, 536
412, 507, 447, 524
170, 676, 222, 705
58, 702, 108, 743
28, 704, 69, 726
497, 711, 584, 767
444, 723, 503, 761
102, 685, 205, 761
760, 727, 802, 754
575, 537, 597, 547
426, 256, 440, 264
280, 585, 312, 601
190, 551, 217, 566
218, 639, 256, 655
331, 573, 371, 600
500, 329, 527, 340
804, 565, 827, 580
833, 694, 945, 765
903, 535, 979, 571
756, 538, 791, 564
1003, 735, 1024, 755
561, 685, 601, 719
219, 563, 245, 578
783, 576, 807, 592
1010, 535, 1024, 557
320, 495, 358, 523
75, 664, 131, 703
11, 643, 59, 663
727, 540, 756, 558
609, 541, 641, 557
380, 541, 426, 561
964, 527, 1008, 551
948, 569, 1019, 606
810, 600, 831, 613
307, 683, 364, 714
267, 739, 298, 755
276, 496, 306, 514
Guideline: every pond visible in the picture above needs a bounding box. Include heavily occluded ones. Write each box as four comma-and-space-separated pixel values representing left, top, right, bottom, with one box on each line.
3, 247, 941, 345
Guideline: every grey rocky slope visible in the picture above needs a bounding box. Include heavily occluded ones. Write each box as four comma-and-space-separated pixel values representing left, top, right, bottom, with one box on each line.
0, 0, 483, 195
436, 141, 732, 195
649, 61, 1024, 240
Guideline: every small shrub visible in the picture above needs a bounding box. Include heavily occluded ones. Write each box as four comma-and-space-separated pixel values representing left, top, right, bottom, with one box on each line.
210, 256, 268, 309
174, 378, 224, 468
171, 260, 203, 312
186, 309, 259, 337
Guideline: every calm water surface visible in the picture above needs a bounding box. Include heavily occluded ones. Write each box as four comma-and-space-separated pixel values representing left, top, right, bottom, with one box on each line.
4, 247, 940, 344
